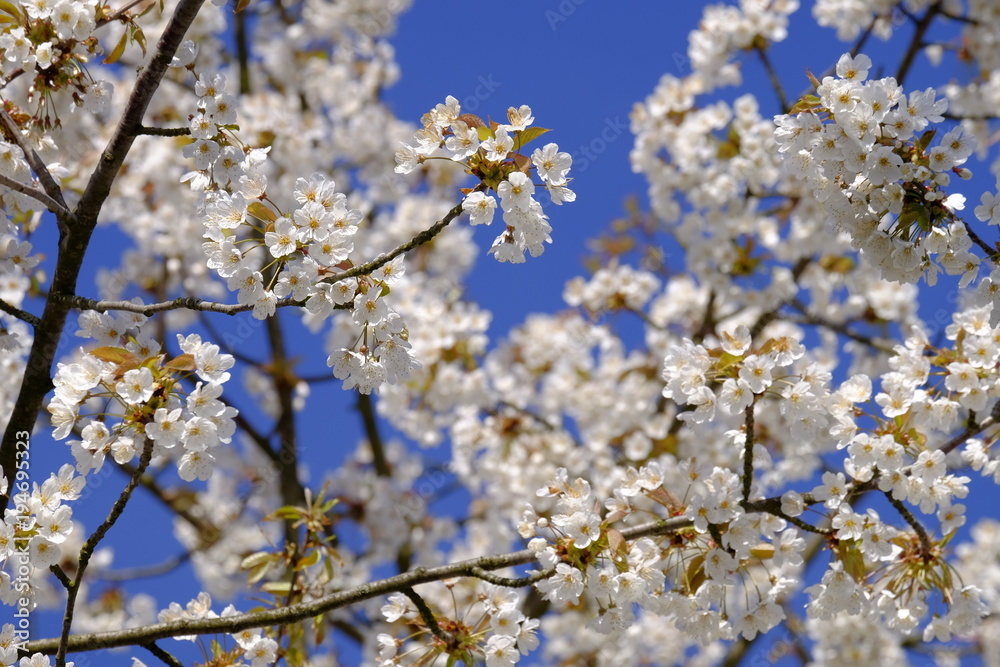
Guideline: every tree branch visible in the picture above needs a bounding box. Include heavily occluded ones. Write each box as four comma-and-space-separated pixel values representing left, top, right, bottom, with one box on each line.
135, 125, 192, 137
895, 0, 942, 87
0, 0, 207, 515
358, 393, 390, 478
0, 101, 69, 218
56, 437, 155, 666
0, 171, 70, 217
140, 642, 185, 667
401, 586, 456, 649
884, 490, 933, 562
0, 298, 40, 327
47, 202, 467, 317
754, 42, 789, 114
24, 515, 692, 655
320, 202, 464, 285
741, 401, 756, 505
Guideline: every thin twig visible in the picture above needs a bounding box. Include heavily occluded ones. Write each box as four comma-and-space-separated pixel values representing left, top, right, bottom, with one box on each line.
755, 43, 789, 113
963, 219, 999, 261
97, 551, 192, 582
0, 298, 40, 327
0, 101, 69, 217
884, 490, 933, 562
321, 203, 464, 286
99, 0, 154, 24
787, 299, 895, 354
401, 586, 456, 649
0, 171, 69, 217
469, 566, 554, 588
939, 406, 997, 457
895, 0, 943, 87
50, 203, 466, 316
56, 437, 155, 667
141, 642, 185, 667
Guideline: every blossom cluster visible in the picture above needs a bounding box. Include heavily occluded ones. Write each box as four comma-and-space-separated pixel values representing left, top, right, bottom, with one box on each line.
378, 584, 540, 667
774, 53, 978, 286
515, 465, 792, 644
153, 593, 278, 666
0, 0, 113, 119
48, 312, 237, 482
396, 97, 575, 263
184, 68, 419, 394
0, 464, 84, 611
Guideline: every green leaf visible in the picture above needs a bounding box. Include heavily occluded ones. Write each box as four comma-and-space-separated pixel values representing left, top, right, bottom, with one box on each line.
261, 581, 293, 595
834, 538, 867, 583
240, 551, 272, 571
0, 0, 22, 20
130, 24, 146, 58
685, 553, 706, 592
917, 129, 937, 154
247, 201, 277, 224
163, 353, 196, 371
512, 126, 551, 152
319, 497, 339, 513
787, 94, 821, 115
103, 30, 129, 65
266, 506, 304, 521
475, 125, 495, 142
246, 560, 272, 584
297, 549, 321, 569
89, 346, 136, 365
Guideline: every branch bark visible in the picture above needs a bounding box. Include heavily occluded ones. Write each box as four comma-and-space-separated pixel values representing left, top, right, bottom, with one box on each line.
0, 0, 208, 514
24, 515, 691, 655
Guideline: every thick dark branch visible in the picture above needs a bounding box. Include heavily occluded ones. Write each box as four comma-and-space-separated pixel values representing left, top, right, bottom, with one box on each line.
135, 125, 192, 137
0, 0, 206, 514
741, 401, 755, 505
77, 0, 207, 219
358, 393, 390, 477
895, 1, 942, 87
264, 308, 308, 547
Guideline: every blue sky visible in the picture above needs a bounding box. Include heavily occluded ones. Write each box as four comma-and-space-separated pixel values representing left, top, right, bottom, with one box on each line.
20, 1, 1000, 666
